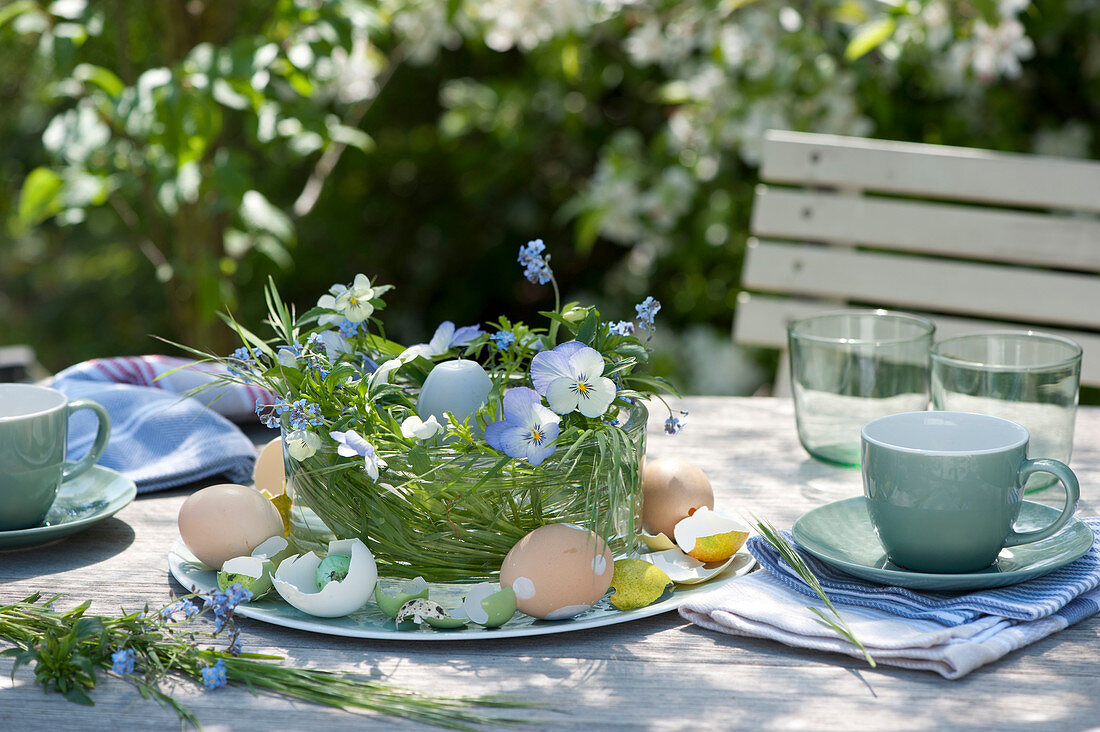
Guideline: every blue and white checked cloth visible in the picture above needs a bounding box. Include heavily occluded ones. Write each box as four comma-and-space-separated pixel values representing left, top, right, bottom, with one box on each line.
679, 523, 1100, 679
51, 356, 273, 493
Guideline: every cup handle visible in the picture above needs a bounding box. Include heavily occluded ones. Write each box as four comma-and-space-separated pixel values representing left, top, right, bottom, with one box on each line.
61, 398, 111, 481
1004, 458, 1080, 547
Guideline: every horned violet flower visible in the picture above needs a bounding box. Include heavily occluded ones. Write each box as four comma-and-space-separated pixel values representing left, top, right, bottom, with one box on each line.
330, 429, 387, 480
530, 341, 616, 418
484, 387, 560, 466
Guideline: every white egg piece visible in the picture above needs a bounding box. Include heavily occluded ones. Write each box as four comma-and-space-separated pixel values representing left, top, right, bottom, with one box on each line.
499, 523, 614, 620
639, 530, 676, 552
253, 437, 286, 496
273, 538, 377, 617
672, 507, 750, 563
645, 548, 736, 585
416, 360, 492, 426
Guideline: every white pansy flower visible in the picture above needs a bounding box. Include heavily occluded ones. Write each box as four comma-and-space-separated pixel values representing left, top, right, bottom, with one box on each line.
400, 415, 443, 440
286, 430, 321, 461
334, 273, 376, 323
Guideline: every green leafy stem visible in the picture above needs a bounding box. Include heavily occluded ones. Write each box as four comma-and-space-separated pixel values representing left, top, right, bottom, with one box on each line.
751, 518, 876, 668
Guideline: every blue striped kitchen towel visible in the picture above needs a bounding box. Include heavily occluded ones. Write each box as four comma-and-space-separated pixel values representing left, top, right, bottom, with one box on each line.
679, 566, 1100, 679
746, 524, 1100, 626
51, 356, 273, 493
679, 521, 1100, 678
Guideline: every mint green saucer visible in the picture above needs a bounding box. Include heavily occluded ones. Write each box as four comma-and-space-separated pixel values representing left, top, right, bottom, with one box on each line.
791, 497, 1094, 590
0, 465, 136, 550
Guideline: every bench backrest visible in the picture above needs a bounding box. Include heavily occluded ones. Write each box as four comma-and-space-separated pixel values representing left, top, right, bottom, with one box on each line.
734, 130, 1100, 390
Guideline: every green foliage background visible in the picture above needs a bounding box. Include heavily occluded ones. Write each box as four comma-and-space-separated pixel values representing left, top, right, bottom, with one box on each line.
1, 0, 1097, 393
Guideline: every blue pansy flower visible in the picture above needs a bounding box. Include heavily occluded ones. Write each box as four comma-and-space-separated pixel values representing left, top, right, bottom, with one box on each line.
485, 387, 560, 466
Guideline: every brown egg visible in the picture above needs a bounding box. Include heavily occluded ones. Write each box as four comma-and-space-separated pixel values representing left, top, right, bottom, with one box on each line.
641, 458, 714, 539
178, 483, 285, 569
499, 524, 614, 620
253, 437, 286, 496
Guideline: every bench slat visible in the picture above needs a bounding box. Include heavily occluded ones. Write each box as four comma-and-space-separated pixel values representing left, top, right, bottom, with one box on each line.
760, 130, 1100, 214
734, 293, 1100, 387
742, 239, 1100, 330
750, 186, 1100, 272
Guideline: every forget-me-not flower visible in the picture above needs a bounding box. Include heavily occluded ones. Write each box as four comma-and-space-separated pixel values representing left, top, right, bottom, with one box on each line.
664, 411, 688, 435
517, 239, 553, 285
490, 331, 516, 351
607, 320, 635, 337
484, 387, 561, 466
289, 399, 323, 429
201, 659, 228, 690
635, 296, 661, 327
530, 341, 617, 418
111, 649, 136, 676
330, 429, 387, 481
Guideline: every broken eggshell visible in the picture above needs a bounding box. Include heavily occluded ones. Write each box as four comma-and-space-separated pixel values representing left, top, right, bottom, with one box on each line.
217, 555, 277, 599
460, 583, 517, 628
374, 576, 431, 619
396, 598, 468, 629
639, 530, 676, 552
215, 534, 295, 600
273, 538, 377, 618
608, 558, 673, 610
645, 548, 736, 585
672, 507, 750, 563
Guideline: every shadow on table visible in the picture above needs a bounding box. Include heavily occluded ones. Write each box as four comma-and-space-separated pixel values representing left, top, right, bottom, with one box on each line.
1, 517, 136, 567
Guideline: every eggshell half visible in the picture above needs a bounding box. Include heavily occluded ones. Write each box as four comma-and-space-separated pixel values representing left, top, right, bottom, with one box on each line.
499, 523, 614, 620
177, 483, 285, 569
641, 458, 714, 539
273, 538, 378, 618
253, 437, 286, 496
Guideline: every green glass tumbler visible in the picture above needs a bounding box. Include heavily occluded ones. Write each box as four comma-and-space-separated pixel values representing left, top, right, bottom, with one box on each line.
788, 310, 935, 467
931, 331, 1082, 493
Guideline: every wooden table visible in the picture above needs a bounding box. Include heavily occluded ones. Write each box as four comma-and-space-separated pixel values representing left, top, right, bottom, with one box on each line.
2, 397, 1098, 730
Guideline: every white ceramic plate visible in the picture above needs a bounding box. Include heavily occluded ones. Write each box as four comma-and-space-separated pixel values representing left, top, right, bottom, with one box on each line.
168, 539, 756, 641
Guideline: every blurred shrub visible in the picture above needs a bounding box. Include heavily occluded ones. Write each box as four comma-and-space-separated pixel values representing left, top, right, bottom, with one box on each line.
1, 0, 1097, 391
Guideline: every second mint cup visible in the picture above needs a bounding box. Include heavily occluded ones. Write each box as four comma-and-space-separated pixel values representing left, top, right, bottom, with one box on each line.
860, 411, 1079, 574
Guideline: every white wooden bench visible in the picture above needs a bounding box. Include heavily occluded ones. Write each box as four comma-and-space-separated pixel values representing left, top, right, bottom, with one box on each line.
733, 130, 1100, 393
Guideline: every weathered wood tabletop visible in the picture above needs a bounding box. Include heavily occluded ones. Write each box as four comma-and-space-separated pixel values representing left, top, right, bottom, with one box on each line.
2, 397, 1098, 730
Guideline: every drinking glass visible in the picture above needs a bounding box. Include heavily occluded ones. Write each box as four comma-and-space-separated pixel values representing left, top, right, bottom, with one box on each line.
788, 310, 935, 467
931, 331, 1082, 492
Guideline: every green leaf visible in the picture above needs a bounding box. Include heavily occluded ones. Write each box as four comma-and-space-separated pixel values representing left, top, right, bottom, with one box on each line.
326, 122, 374, 153
408, 446, 432, 475
240, 190, 294, 243
72, 63, 124, 97
574, 208, 603, 255
0, 1, 36, 28
62, 685, 94, 706
845, 18, 896, 61
576, 311, 598, 345
18, 167, 64, 226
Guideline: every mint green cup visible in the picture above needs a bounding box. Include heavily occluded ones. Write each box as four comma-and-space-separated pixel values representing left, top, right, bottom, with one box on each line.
0, 384, 110, 531
861, 411, 1079, 574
